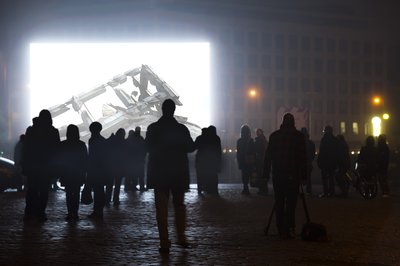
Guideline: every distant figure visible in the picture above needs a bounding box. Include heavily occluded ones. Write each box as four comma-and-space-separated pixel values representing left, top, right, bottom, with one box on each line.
145, 99, 195, 253
87, 122, 108, 220
336, 135, 351, 197
106, 128, 127, 207
195, 126, 222, 195
195, 128, 208, 195
254, 128, 268, 195
357, 136, 378, 195
236, 124, 255, 195
22, 109, 60, 222
300, 128, 315, 195
264, 113, 306, 239
58, 124, 88, 221
376, 134, 390, 197
317, 125, 339, 198
13, 134, 25, 192
206, 125, 222, 195
126, 127, 147, 192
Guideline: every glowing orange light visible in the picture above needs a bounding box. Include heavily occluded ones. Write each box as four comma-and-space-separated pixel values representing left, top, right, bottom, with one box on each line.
249, 89, 257, 98
372, 97, 381, 105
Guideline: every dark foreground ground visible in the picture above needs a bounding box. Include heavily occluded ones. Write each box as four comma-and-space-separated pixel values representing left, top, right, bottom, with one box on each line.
0, 181, 399, 266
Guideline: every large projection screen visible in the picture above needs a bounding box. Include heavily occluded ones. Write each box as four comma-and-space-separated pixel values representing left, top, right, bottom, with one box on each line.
29, 42, 210, 139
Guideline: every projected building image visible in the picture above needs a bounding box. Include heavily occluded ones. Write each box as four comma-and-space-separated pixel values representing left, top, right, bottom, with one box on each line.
29, 43, 210, 140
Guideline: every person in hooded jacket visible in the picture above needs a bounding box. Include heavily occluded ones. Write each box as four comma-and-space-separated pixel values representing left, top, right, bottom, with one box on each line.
236, 124, 255, 195
254, 128, 268, 195
336, 134, 351, 197
58, 124, 88, 221
195, 126, 222, 195
22, 109, 60, 222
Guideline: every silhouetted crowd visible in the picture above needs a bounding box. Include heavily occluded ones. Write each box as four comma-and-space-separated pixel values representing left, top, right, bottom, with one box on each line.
15, 99, 391, 247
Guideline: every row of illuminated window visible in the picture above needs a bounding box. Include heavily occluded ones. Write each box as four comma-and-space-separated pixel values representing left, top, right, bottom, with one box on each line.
227, 118, 367, 139
231, 75, 382, 95
224, 54, 384, 76
234, 97, 366, 115
220, 31, 384, 56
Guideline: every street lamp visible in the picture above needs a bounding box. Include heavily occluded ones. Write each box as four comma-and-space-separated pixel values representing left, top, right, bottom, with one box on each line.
382, 113, 390, 120
248, 88, 258, 98
372, 96, 382, 106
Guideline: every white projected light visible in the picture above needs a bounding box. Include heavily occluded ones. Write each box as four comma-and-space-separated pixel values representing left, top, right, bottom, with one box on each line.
29, 42, 210, 139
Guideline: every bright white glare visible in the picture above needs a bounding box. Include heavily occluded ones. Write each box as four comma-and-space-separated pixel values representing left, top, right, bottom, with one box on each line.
29, 42, 210, 129
371, 116, 381, 137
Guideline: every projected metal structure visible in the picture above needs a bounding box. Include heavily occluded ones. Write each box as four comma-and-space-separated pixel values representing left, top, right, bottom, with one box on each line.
48, 64, 201, 141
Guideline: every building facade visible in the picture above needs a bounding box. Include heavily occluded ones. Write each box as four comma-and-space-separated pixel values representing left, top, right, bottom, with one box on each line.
0, 1, 397, 155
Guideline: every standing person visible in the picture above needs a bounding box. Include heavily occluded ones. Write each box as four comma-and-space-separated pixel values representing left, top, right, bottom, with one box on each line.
300, 128, 316, 196
145, 99, 195, 253
22, 109, 60, 222
264, 113, 306, 239
106, 128, 127, 207
317, 125, 339, 198
87, 122, 108, 220
376, 134, 390, 197
336, 135, 351, 197
206, 125, 222, 195
58, 124, 88, 221
126, 127, 147, 192
236, 124, 255, 195
13, 134, 25, 192
194, 128, 207, 195
254, 128, 268, 195
195, 126, 222, 195
357, 136, 378, 196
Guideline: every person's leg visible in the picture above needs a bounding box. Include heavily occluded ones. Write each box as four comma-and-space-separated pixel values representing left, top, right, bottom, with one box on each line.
196, 168, 203, 194
138, 166, 145, 191
320, 169, 329, 196
286, 178, 299, 236
24, 175, 37, 220
37, 177, 50, 221
272, 176, 286, 236
92, 183, 105, 218
65, 185, 72, 217
328, 170, 335, 196
306, 167, 312, 194
113, 176, 122, 205
241, 168, 250, 194
154, 188, 170, 250
172, 188, 187, 246
210, 174, 219, 195
378, 171, 390, 195
105, 177, 113, 205
71, 185, 81, 218
335, 169, 348, 196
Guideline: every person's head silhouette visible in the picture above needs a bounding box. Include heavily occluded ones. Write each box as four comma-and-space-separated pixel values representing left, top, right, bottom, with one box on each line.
39, 109, 53, 126
66, 124, 80, 141
162, 99, 176, 117
89, 122, 102, 135
281, 113, 295, 128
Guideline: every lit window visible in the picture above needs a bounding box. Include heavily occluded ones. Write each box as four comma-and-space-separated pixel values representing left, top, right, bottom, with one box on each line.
340, 121, 346, 134
352, 122, 359, 135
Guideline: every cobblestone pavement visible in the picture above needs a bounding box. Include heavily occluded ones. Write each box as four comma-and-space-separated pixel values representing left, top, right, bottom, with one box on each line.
0, 183, 400, 266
